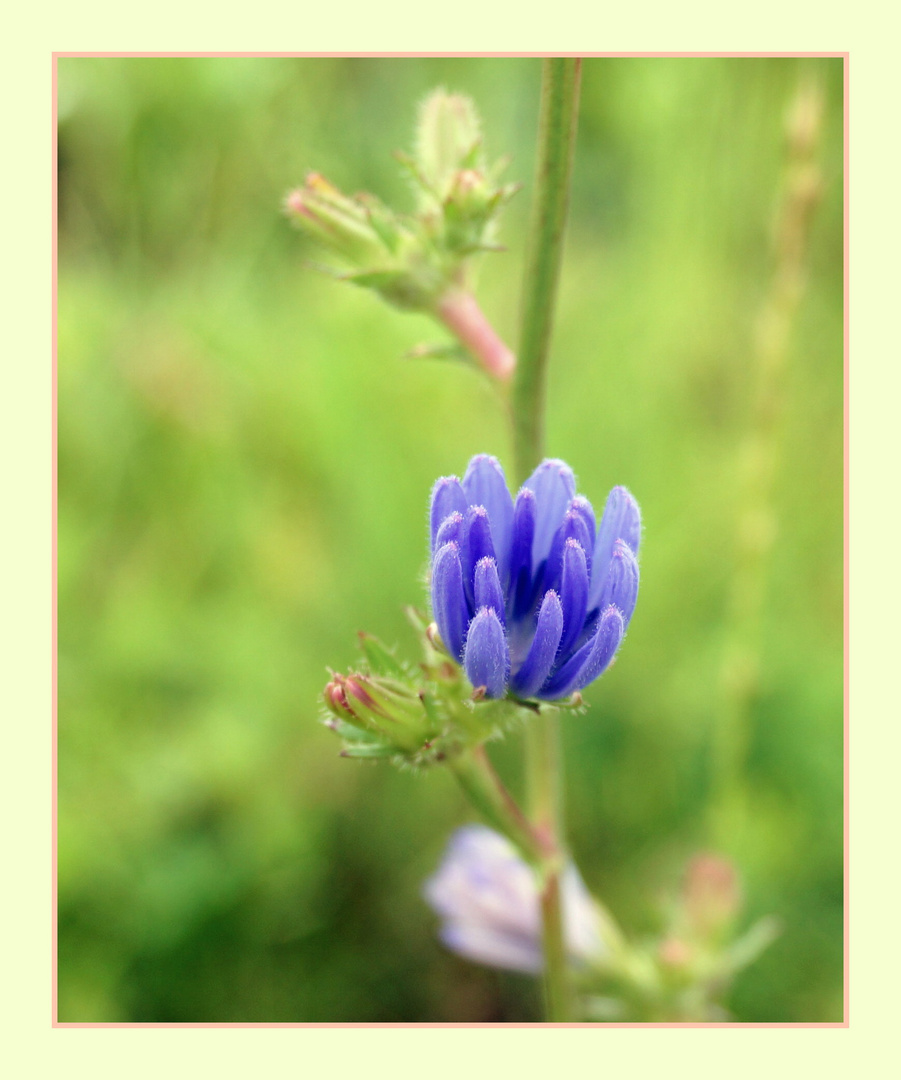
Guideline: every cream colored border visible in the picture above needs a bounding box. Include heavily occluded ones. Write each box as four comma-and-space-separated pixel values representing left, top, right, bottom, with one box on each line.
7, 1, 894, 1074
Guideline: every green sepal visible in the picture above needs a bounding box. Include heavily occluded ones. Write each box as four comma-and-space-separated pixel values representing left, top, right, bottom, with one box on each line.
339, 742, 397, 760
459, 140, 483, 171
357, 632, 408, 679
322, 716, 383, 743
405, 341, 471, 364
358, 193, 405, 255
393, 150, 437, 200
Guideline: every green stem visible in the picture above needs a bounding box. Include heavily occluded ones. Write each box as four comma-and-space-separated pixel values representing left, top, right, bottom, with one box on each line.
513, 57, 582, 482
710, 73, 825, 840
513, 58, 583, 1023
449, 745, 544, 867
525, 707, 574, 1023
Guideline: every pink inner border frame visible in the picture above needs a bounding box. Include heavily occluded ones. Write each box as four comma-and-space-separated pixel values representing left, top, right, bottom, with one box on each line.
52, 50, 849, 1029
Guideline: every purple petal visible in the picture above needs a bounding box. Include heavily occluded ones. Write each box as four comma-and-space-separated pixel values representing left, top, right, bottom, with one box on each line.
462, 505, 497, 605
588, 486, 641, 611
424, 826, 538, 933
474, 557, 506, 628
423, 824, 607, 974
508, 487, 536, 620
463, 607, 509, 698
541, 508, 593, 595
539, 605, 624, 700
462, 455, 514, 582
435, 510, 465, 550
558, 539, 590, 658
510, 590, 564, 698
570, 495, 597, 553
592, 539, 640, 627
430, 476, 467, 552
430, 542, 469, 660
439, 922, 543, 974
522, 459, 577, 572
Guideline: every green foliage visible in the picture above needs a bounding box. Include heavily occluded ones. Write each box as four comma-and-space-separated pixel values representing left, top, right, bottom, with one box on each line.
57, 56, 843, 1022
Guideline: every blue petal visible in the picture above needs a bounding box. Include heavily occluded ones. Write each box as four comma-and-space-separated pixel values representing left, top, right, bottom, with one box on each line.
539, 606, 624, 700
462, 455, 514, 583
463, 505, 497, 605
430, 476, 467, 552
522, 459, 577, 572
508, 488, 536, 621
464, 607, 510, 698
474, 557, 506, 627
558, 539, 589, 658
435, 510, 465, 550
511, 590, 564, 698
540, 508, 593, 596
588, 487, 641, 611
592, 539, 640, 627
569, 495, 596, 553
431, 542, 470, 660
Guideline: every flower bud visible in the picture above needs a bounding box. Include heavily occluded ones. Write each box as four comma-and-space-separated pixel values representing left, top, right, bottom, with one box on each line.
424, 825, 609, 974
322, 635, 461, 763
415, 90, 482, 203
324, 675, 351, 716
287, 89, 519, 338
285, 172, 387, 267
681, 854, 741, 940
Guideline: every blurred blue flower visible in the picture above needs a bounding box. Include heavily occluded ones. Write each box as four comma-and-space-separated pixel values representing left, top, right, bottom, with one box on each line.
429, 455, 640, 700
423, 825, 606, 973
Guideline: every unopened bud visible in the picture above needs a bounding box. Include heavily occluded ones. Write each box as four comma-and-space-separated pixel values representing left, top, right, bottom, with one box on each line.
284, 172, 386, 267
682, 854, 741, 939
324, 676, 350, 716
415, 90, 482, 202
658, 937, 693, 968
344, 674, 387, 716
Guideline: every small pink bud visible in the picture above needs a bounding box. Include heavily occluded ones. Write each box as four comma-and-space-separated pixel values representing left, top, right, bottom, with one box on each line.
284, 189, 310, 218
658, 937, 693, 968
344, 675, 379, 710
324, 675, 351, 715
452, 169, 484, 197
683, 853, 741, 937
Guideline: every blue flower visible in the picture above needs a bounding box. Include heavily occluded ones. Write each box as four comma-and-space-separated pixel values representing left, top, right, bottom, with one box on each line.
423, 825, 607, 973
429, 455, 640, 700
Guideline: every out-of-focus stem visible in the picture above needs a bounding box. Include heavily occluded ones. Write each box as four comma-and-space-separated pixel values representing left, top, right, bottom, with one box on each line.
711, 72, 826, 832
451, 725, 573, 1021
449, 745, 545, 867
525, 706, 574, 1023
435, 289, 516, 381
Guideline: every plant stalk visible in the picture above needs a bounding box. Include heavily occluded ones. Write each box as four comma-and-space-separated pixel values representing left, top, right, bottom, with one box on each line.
525, 706, 573, 1022
513, 57, 583, 1023
513, 57, 582, 482
710, 72, 825, 838
449, 744, 544, 867
435, 289, 516, 381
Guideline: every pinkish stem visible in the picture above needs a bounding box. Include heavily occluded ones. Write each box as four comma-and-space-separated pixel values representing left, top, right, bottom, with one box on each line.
436, 290, 516, 382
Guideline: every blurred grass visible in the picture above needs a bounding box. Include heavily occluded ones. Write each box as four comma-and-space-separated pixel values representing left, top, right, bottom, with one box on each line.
57, 56, 843, 1022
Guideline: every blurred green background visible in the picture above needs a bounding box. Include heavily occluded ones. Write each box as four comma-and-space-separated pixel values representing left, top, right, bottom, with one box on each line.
57, 57, 843, 1022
